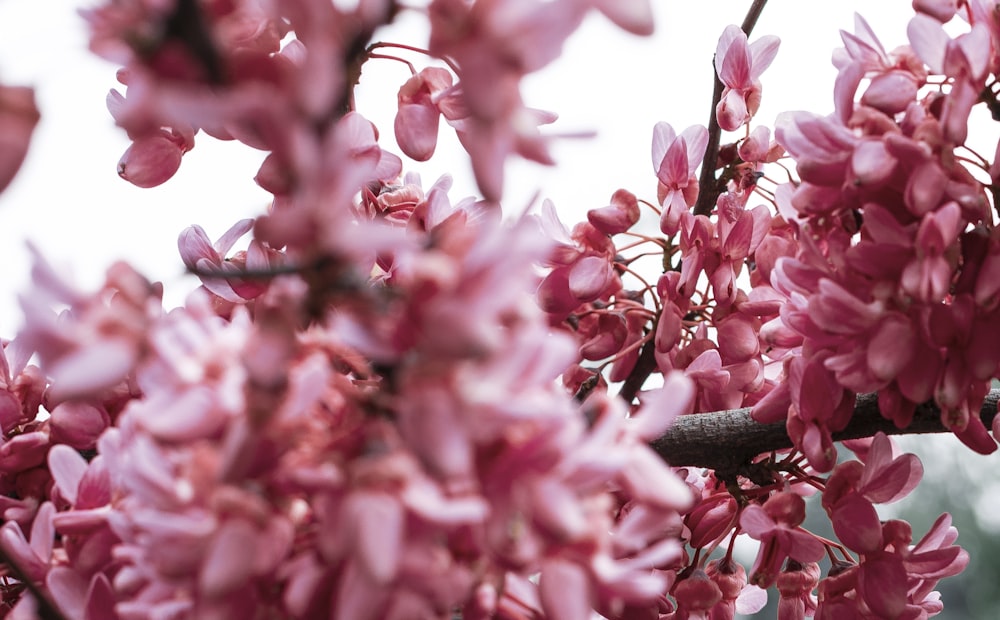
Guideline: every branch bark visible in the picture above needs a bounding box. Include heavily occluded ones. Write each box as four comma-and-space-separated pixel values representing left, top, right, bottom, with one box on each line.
652, 389, 1000, 473
693, 0, 769, 216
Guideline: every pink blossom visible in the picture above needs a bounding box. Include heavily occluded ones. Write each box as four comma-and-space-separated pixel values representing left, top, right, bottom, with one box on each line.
116, 131, 185, 188
394, 67, 455, 161
740, 492, 825, 588
652, 122, 708, 235
714, 25, 780, 131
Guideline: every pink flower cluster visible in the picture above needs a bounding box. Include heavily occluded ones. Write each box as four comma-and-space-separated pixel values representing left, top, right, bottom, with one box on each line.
756, 6, 1000, 465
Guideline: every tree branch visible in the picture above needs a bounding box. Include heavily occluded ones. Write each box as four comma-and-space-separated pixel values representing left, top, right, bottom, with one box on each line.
652, 389, 1000, 473
0, 545, 67, 620
693, 0, 769, 216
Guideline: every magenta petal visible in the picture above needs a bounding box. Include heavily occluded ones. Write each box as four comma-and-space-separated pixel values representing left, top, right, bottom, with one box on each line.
832, 493, 882, 554
862, 455, 923, 504
739, 505, 775, 538
658, 136, 690, 186
782, 528, 826, 563
568, 256, 612, 301
905, 546, 966, 579
858, 558, 908, 619
84, 574, 117, 620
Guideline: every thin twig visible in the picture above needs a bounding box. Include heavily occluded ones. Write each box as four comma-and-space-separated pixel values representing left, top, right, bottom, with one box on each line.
693, 0, 769, 217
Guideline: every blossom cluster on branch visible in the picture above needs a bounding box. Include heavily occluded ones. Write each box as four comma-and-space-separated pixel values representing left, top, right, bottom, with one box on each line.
0, 0, 998, 618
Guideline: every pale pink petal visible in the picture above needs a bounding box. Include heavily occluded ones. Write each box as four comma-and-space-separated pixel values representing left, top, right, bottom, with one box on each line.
651, 121, 677, 171
907, 14, 949, 73
48, 339, 137, 400
529, 477, 588, 541
46, 566, 87, 620
735, 584, 768, 614
631, 371, 694, 440
540, 559, 593, 620
862, 71, 919, 114
199, 518, 260, 597
620, 448, 693, 510
350, 492, 403, 583
48, 444, 88, 505
680, 125, 709, 175
716, 25, 751, 88
590, 0, 654, 36
833, 61, 865, 123
178, 225, 219, 270
136, 386, 228, 442
213, 218, 254, 255
29, 502, 55, 564
749, 35, 781, 78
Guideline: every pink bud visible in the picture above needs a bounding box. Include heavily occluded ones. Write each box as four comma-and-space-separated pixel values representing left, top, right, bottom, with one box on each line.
49, 401, 111, 450
587, 189, 640, 234
117, 133, 184, 188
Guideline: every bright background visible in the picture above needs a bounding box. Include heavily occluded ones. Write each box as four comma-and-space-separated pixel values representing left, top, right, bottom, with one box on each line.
1, 1, 999, 617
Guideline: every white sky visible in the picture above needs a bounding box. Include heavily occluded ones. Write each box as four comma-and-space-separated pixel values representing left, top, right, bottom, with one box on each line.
0, 1, 911, 330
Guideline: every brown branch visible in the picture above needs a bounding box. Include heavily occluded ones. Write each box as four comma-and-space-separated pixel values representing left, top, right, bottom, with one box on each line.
652, 389, 1000, 473
616, 338, 658, 405
0, 545, 67, 620
693, 0, 769, 217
